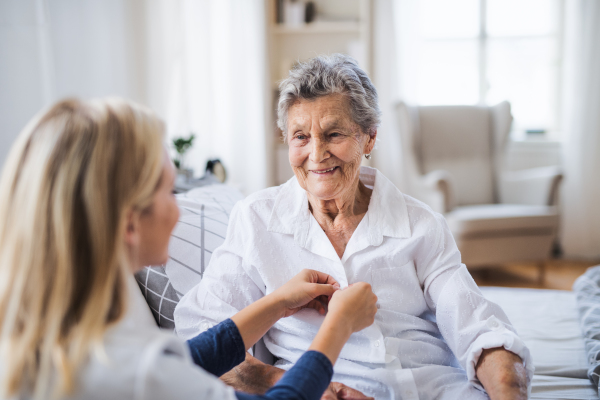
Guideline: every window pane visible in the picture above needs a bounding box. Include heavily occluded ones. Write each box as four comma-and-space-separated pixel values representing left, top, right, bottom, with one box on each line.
417, 40, 479, 105
487, 0, 558, 37
419, 0, 479, 38
486, 37, 559, 133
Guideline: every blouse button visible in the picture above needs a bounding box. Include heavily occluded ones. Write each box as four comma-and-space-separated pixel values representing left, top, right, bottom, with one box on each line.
373, 340, 380, 348
486, 318, 501, 330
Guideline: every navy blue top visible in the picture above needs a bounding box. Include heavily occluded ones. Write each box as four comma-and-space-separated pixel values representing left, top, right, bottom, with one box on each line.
187, 319, 334, 400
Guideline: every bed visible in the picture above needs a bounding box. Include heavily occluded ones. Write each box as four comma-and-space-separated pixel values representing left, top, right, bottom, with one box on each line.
481, 287, 597, 399
132, 184, 598, 400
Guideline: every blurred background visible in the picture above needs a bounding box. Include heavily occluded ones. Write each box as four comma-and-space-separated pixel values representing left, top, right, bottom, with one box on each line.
1, 0, 599, 285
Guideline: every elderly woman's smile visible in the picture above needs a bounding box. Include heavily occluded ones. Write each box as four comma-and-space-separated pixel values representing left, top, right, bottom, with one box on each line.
287, 93, 374, 202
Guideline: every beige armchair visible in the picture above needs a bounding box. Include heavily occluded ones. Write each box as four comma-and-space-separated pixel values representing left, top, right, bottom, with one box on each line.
396, 101, 562, 278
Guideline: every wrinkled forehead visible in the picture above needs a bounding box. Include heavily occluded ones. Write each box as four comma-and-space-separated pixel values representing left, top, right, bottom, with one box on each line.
287, 94, 357, 131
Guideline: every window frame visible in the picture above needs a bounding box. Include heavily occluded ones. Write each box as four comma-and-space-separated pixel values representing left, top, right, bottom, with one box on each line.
419, 0, 565, 141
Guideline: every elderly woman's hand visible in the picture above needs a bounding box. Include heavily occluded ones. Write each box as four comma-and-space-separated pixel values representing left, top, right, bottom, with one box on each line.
271, 269, 340, 318
231, 269, 339, 351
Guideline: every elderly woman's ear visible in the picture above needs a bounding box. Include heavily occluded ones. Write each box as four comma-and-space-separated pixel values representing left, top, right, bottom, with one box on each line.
364, 130, 377, 156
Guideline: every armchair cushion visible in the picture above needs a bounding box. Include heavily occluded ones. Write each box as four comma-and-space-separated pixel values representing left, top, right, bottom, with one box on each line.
446, 204, 559, 239
446, 204, 559, 266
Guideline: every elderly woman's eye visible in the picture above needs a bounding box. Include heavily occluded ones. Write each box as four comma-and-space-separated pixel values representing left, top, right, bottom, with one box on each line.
295, 134, 308, 140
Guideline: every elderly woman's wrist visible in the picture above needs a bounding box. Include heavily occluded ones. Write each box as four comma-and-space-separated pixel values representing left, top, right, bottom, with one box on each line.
476, 348, 528, 400
486, 382, 527, 400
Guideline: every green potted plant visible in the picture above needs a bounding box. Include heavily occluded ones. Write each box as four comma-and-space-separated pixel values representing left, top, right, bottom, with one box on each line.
172, 133, 195, 180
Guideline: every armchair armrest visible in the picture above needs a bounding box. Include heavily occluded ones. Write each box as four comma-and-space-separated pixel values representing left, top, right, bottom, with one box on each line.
411, 169, 456, 213
499, 166, 563, 206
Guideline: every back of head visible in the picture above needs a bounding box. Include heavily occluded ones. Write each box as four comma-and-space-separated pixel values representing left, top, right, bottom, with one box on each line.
0, 98, 165, 398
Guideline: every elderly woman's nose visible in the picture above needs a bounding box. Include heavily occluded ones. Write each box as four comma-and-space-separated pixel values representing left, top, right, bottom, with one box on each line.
309, 138, 329, 162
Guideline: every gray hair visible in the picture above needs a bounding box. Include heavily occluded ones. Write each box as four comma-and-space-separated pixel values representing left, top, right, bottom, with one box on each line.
277, 54, 381, 140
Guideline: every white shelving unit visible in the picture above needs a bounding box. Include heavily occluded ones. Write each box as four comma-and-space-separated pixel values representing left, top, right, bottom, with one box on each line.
266, 0, 373, 185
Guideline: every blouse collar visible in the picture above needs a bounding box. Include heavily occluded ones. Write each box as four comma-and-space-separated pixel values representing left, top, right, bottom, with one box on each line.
267, 167, 412, 250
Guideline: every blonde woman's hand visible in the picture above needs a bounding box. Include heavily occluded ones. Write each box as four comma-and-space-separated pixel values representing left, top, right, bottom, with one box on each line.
231, 269, 338, 350
270, 269, 340, 318
327, 283, 377, 334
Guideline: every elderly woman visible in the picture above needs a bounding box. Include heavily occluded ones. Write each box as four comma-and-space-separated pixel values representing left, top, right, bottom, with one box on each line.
175, 55, 533, 400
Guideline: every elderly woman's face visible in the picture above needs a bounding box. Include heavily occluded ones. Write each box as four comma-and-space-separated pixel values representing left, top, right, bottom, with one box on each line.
287, 94, 374, 201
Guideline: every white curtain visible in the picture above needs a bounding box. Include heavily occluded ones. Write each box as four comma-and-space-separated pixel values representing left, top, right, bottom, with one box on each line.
1, 0, 270, 195
1, 0, 145, 167
560, 0, 600, 259
145, 0, 270, 195
371, 0, 420, 193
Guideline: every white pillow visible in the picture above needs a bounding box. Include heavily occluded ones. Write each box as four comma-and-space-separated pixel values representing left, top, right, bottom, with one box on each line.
167, 184, 244, 295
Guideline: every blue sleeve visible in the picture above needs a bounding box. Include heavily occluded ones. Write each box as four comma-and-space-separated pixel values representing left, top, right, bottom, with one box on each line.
234, 351, 333, 400
186, 318, 246, 377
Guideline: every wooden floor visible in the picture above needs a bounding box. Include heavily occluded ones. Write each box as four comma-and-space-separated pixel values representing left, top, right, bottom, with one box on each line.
470, 259, 600, 291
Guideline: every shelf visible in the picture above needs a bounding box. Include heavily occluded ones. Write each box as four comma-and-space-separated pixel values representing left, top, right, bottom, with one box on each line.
272, 21, 361, 35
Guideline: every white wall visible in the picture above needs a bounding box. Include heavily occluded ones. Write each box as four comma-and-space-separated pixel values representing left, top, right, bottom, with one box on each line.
0, 0, 145, 170
1, 0, 271, 195
1, 0, 51, 167
48, 0, 145, 102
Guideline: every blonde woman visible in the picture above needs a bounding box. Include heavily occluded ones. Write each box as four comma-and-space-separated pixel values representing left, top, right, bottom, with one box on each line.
0, 98, 378, 400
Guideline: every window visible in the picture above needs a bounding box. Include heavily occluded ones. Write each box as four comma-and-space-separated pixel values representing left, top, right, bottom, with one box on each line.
416, 0, 563, 139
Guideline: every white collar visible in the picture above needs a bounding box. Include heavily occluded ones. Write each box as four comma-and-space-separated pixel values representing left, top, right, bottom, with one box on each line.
267, 167, 411, 250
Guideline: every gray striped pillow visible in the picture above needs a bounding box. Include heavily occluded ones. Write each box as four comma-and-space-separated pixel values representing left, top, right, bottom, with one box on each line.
135, 184, 244, 329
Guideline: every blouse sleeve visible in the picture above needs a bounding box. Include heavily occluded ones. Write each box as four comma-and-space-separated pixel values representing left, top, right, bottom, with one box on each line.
235, 351, 333, 400
187, 318, 246, 377
417, 212, 534, 391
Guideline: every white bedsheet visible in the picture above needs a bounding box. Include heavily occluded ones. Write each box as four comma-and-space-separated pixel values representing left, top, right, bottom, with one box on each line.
531, 375, 598, 399
480, 287, 588, 378
481, 287, 598, 399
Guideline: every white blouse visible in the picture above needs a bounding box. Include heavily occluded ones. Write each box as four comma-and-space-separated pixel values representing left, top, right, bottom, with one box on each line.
175, 167, 534, 400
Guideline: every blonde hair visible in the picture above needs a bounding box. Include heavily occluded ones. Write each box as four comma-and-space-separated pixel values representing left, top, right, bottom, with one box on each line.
0, 98, 165, 398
